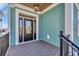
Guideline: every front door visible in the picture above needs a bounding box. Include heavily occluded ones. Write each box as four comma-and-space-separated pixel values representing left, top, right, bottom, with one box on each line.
24, 19, 33, 41
19, 17, 33, 43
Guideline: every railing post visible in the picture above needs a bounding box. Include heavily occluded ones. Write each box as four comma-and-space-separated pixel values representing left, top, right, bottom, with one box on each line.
66, 35, 70, 56
59, 31, 79, 56
72, 48, 73, 56
60, 31, 63, 56
78, 49, 79, 56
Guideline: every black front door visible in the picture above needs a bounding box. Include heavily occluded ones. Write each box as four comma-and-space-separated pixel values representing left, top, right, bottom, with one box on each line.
19, 17, 33, 43
24, 19, 33, 41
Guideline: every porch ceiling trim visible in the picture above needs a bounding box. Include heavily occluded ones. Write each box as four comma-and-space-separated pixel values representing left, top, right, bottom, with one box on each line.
9, 3, 59, 15
40, 3, 59, 14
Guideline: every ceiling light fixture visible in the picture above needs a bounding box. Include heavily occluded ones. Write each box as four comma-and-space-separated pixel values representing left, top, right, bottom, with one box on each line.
33, 3, 39, 12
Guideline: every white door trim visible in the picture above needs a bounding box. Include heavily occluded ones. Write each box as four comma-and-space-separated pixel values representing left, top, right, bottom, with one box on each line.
15, 8, 39, 45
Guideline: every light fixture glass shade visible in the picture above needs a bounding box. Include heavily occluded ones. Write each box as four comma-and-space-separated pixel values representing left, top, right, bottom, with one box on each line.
34, 6, 39, 12
33, 3, 39, 12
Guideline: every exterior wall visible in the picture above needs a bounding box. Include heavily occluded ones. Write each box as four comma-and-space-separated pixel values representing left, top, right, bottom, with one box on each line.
73, 4, 79, 46
39, 4, 65, 47
10, 3, 78, 47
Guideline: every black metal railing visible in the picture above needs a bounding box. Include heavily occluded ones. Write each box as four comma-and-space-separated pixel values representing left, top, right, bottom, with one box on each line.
0, 33, 9, 56
59, 31, 79, 56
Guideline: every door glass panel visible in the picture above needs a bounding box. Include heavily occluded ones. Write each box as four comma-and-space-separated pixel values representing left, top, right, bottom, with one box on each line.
24, 19, 33, 41
25, 21, 32, 34
19, 16, 35, 43
19, 17, 23, 42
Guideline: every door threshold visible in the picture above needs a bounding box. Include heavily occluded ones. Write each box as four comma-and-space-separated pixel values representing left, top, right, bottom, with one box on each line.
18, 40, 38, 45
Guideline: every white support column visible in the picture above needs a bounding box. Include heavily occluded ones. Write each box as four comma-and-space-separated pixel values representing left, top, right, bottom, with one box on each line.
65, 3, 74, 55
65, 3, 73, 41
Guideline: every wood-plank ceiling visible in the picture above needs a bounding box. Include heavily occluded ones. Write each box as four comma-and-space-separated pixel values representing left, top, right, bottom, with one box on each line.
20, 3, 52, 11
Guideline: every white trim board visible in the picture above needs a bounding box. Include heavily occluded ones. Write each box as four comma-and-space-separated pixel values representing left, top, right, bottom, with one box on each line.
65, 3, 73, 41
15, 8, 39, 45
65, 4, 74, 55
9, 3, 59, 15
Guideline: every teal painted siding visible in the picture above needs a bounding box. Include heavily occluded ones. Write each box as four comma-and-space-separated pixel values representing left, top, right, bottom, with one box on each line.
73, 4, 79, 46
10, 7, 16, 46
39, 4, 65, 47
